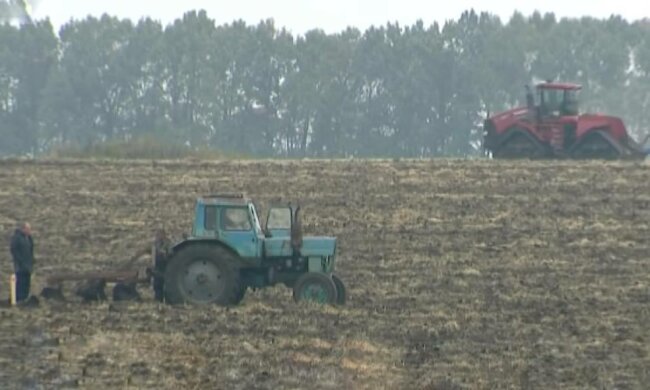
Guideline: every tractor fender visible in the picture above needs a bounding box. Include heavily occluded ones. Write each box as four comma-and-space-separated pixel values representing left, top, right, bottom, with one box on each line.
169, 238, 253, 267
575, 115, 627, 141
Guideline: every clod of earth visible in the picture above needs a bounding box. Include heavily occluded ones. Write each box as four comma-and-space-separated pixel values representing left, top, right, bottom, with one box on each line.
112, 282, 140, 302
40, 286, 65, 301
75, 279, 107, 302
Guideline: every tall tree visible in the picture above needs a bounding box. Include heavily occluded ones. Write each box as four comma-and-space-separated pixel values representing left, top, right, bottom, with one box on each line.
41, 15, 136, 146
3, 9, 650, 156
0, 20, 56, 154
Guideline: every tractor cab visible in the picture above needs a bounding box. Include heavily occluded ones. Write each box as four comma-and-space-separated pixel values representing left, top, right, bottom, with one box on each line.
531, 82, 581, 118
188, 193, 333, 268
190, 194, 305, 257
191, 193, 264, 258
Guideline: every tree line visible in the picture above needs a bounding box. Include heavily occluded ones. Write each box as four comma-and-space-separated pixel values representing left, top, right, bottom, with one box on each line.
1, 9, 649, 157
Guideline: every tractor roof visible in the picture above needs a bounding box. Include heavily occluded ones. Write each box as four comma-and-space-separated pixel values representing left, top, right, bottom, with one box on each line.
536, 82, 582, 91
198, 193, 251, 205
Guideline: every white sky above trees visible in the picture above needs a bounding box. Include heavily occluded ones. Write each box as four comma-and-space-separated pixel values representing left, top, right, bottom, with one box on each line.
29, 0, 650, 34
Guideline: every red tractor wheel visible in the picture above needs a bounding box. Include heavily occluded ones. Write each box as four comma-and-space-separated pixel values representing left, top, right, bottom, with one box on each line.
493, 129, 547, 159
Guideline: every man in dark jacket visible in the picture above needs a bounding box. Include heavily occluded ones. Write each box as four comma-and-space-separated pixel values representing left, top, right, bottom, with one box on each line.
152, 228, 171, 301
10, 221, 34, 302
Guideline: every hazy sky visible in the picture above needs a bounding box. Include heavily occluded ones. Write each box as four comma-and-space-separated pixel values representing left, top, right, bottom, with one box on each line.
29, 1, 650, 34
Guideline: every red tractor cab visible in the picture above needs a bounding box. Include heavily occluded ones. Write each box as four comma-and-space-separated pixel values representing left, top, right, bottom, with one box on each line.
483, 81, 646, 159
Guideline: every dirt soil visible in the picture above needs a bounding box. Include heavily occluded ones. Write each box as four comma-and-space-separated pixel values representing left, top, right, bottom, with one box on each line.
0, 158, 649, 389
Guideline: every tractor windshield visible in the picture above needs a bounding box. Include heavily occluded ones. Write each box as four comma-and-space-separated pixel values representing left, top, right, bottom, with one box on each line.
221, 208, 252, 231
540, 88, 562, 114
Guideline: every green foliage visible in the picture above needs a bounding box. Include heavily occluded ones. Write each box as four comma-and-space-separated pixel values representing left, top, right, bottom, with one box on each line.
1, 10, 649, 158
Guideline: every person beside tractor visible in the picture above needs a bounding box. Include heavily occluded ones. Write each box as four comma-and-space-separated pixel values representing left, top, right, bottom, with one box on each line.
10, 221, 34, 303
126, 227, 172, 302
151, 228, 172, 301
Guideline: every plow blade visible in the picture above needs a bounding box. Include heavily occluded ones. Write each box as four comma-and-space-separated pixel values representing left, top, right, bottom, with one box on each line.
41, 268, 150, 302
45, 269, 150, 287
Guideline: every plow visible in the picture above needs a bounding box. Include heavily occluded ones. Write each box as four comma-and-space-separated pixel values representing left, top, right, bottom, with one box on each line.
23, 193, 347, 306
34, 240, 161, 303
40, 269, 150, 302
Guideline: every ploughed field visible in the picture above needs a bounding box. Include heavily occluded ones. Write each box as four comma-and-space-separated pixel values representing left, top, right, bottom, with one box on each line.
0, 158, 649, 389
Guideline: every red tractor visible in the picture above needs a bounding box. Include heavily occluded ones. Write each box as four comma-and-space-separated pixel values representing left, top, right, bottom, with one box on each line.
483, 81, 648, 159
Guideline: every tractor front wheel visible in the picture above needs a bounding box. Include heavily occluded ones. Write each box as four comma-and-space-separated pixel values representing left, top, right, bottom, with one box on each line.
331, 274, 347, 305
292, 272, 338, 304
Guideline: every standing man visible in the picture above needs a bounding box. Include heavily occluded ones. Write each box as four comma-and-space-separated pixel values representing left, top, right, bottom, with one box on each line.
151, 228, 171, 302
10, 221, 34, 302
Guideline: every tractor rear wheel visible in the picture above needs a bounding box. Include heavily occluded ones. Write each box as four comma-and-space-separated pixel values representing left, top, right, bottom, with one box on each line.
163, 244, 241, 306
570, 129, 623, 160
331, 274, 347, 305
292, 272, 338, 305
493, 130, 547, 159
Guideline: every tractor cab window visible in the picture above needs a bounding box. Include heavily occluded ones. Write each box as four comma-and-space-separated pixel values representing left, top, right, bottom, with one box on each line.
540, 88, 562, 115
562, 90, 579, 115
204, 205, 217, 230
221, 207, 252, 231
267, 207, 292, 230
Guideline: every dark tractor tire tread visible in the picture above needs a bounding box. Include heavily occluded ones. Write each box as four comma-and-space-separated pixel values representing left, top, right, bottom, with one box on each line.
163, 243, 242, 306
570, 129, 625, 160
292, 272, 338, 305
331, 274, 347, 305
493, 128, 548, 159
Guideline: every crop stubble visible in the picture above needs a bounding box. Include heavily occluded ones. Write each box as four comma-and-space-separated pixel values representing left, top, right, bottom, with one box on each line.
0, 158, 649, 389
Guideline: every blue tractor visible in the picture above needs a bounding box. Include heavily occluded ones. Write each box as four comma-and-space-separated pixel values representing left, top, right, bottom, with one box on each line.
155, 194, 345, 306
